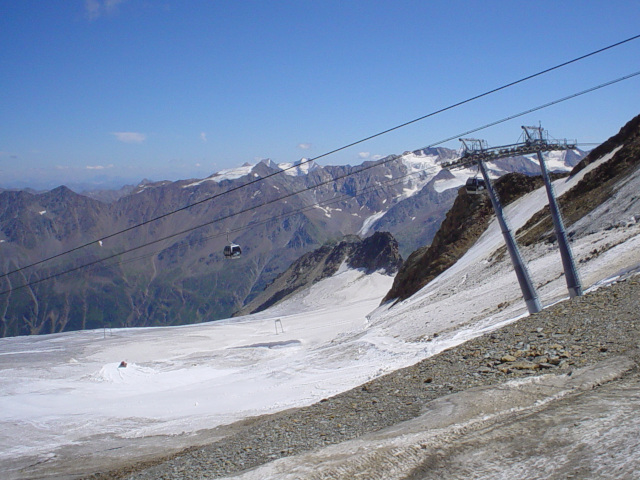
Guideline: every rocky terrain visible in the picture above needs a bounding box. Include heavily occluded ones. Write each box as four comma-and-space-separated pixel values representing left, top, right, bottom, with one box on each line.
84, 275, 640, 480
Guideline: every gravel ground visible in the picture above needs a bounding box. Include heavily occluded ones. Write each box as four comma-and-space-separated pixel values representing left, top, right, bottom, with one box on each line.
85, 277, 640, 480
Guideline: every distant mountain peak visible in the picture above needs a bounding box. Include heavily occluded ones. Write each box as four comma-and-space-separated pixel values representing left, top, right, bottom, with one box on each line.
257, 158, 279, 169
0, 130, 591, 336
278, 158, 319, 176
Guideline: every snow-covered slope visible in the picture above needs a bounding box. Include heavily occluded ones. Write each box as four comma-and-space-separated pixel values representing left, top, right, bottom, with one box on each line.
0, 268, 398, 477
367, 146, 640, 344
0, 148, 634, 479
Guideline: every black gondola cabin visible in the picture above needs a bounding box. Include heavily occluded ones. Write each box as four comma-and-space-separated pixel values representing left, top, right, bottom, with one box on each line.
465, 177, 486, 194
224, 243, 242, 258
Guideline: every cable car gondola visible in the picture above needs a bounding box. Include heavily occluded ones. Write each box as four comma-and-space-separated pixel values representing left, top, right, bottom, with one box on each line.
224, 243, 242, 258
465, 176, 486, 195
223, 230, 242, 258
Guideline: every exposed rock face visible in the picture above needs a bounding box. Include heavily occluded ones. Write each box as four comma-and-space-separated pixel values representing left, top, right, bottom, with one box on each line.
348, 231, 403, 275
572, 114, 640, 176
382, 173, 546, 304
237, 232, 402, 315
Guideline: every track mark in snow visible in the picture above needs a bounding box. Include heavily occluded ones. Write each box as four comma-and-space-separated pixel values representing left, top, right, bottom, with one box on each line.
234, 340, 302, 349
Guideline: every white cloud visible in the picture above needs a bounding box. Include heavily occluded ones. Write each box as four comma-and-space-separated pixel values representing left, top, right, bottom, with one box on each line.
112, 132, 146, 144
85, 0, 101, 19
86, 164, 114, 170
200, 132, 207, 143
85, 0, 127, 20
358, 152, 384, 161
298, 143, 312, 150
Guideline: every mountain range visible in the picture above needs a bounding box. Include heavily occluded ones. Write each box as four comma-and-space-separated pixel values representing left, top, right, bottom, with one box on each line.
0, 146, 583, 337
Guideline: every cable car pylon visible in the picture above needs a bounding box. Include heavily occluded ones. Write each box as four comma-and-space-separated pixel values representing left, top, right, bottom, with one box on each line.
522, 125, 583, 297
459, 138, 542, 315
449, 125, 583, 311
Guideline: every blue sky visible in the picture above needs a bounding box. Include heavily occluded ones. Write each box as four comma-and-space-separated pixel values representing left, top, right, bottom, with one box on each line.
1, 1, 639, 190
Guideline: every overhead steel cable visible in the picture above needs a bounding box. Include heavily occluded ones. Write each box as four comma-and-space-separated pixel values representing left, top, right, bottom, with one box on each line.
2, 68, 639, 297
2, 33, 639, 281
429, 70, 640, 166
306, 33, 640, 163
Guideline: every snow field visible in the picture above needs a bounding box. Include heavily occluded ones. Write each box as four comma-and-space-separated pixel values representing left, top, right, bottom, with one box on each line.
0, 269, 397, 463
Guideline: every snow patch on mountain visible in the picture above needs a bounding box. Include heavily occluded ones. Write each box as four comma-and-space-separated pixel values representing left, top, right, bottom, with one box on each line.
182, 158, 319, 188
433, 168, 475, 193
400, 151, 442, 171
278, 158, 319, 176
359, 211, 386, 236
537, 150, 572, 171
184, 163, 255, 187
313, 205, 342, 217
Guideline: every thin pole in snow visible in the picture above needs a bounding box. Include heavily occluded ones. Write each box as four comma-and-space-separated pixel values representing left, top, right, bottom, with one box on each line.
275, 319, 284, 334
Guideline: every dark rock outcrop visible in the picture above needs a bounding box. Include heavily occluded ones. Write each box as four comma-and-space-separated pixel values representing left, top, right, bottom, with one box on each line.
237, 232, 402, 315
347, 232, 403, 275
